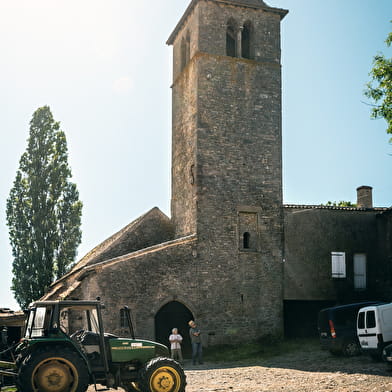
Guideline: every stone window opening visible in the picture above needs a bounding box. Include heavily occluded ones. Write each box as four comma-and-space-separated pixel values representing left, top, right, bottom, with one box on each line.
189, 163, 195, 185
226, 19, 253, 59
180, 31, 191, 72
238, 210, 259, 252
120, 308, 127, 328
226, 19, 237, 57
241, 21, 252, 59
243, 232, 251, 249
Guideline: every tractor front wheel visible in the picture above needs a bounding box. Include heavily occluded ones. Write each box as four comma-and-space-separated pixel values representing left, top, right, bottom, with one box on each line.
16, 346, 89, 392
140, 357, 186, 392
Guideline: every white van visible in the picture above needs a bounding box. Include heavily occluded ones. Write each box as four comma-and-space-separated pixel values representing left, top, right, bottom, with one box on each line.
357, 303, 392, 358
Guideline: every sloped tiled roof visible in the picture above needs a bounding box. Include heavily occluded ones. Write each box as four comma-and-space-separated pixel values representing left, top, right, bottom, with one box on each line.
40, 208, 178, 300
42, 234, 197, 301
56, 207, 174, 286
0, 310, 25, 326
284, 204, 390, 212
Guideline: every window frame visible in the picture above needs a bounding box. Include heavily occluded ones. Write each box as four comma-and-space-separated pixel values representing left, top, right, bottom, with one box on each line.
353, 253, 367, 290
331, 251, 346, 278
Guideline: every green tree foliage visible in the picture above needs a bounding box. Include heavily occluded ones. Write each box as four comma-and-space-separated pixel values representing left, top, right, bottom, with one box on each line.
322, 201, 357, 207
365, 24, 392, 141
6, 106, 82, 308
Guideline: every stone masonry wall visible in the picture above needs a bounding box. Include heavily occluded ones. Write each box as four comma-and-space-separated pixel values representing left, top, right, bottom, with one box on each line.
198, 1, 282, 63
171, 54, 198, 238
194, 52, 284, 338
73, 238, 198, 340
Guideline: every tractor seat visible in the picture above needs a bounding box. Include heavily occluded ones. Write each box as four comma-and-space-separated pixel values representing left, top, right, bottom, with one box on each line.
79, 331, 118, 346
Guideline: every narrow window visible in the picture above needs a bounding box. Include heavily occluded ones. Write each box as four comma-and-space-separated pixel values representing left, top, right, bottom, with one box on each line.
120, 308, 127, 328
243, 232, 251, 249
242, 22, 252, 59
354, 253, 367, 289
226, 19, 237, 57
185, 32, 190, 65
180, 37, 187, 71
238, 211, 258, 251
180, 32, 191, 72
331, 252, 346, 278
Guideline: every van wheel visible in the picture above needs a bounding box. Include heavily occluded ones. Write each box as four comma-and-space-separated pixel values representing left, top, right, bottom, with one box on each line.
342, 340, 360, 357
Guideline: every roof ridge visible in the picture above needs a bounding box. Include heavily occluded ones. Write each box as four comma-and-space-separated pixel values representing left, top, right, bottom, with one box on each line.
283, 204, 389, 211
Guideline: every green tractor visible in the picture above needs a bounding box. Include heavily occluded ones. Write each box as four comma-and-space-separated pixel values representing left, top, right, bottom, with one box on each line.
0, 300, 186, 392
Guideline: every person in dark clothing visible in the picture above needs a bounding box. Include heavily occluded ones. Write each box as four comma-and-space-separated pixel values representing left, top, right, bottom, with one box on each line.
189, 320, 203, 365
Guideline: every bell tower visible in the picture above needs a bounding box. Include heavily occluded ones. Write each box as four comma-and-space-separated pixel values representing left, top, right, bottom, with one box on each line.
167, 0, 288, 341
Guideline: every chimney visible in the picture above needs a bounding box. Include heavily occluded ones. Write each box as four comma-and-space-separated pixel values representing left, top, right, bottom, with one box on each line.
356, 186, 373, 209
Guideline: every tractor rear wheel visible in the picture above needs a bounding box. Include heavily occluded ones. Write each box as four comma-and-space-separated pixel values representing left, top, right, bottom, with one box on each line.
16, 346, 89, 392
140, 357, 186, 392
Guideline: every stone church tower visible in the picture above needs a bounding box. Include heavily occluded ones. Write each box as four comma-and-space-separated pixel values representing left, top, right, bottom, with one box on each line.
167, 0, 288, 338
43, 0, 288, 347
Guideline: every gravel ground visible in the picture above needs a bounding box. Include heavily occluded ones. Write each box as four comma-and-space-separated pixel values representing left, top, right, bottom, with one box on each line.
87, 347, 392, 392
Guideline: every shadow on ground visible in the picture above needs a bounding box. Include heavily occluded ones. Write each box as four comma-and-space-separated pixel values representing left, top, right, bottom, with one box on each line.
184, 348, 392, 377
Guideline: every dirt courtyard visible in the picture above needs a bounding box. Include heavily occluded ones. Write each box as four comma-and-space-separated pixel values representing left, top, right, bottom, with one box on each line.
87, 345, 392, 392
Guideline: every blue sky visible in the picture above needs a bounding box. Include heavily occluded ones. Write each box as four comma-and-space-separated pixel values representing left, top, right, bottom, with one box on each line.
0, 0, 391, 310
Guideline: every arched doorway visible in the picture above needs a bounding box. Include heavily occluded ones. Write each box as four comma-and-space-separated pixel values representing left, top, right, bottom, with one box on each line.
155, 301, 193, 357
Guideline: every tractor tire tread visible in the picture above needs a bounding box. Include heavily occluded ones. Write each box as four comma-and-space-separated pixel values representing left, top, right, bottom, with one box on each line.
16, 345, 89, 392
139, 357, 186, 392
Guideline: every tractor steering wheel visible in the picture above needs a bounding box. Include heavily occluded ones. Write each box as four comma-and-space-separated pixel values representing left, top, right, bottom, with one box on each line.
70, 329, 85, 341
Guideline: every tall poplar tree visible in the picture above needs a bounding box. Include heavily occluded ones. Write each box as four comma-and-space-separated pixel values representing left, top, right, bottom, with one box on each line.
6, 106, 83, 308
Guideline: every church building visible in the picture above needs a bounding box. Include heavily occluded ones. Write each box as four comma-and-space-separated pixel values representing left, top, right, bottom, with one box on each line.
43, 0, 392, 347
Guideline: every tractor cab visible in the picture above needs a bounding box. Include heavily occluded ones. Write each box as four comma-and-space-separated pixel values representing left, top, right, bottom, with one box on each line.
21, 300, 113, 377
24, 300, 102, 338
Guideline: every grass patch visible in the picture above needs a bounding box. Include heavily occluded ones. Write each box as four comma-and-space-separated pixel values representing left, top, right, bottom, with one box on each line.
203, 337, 319, 363
1, 388, 16, 392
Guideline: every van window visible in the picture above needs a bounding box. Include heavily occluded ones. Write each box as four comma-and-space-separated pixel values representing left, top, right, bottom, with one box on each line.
366, 310, 376, 328
357, 312, 365, 329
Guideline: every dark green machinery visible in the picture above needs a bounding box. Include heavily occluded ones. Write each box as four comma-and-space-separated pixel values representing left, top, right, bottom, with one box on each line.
0, 300, 186, 392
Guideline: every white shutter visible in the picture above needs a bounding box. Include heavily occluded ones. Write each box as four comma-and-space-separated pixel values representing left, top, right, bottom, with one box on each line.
354, 254, 367, 289
331, 252, 346, 278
